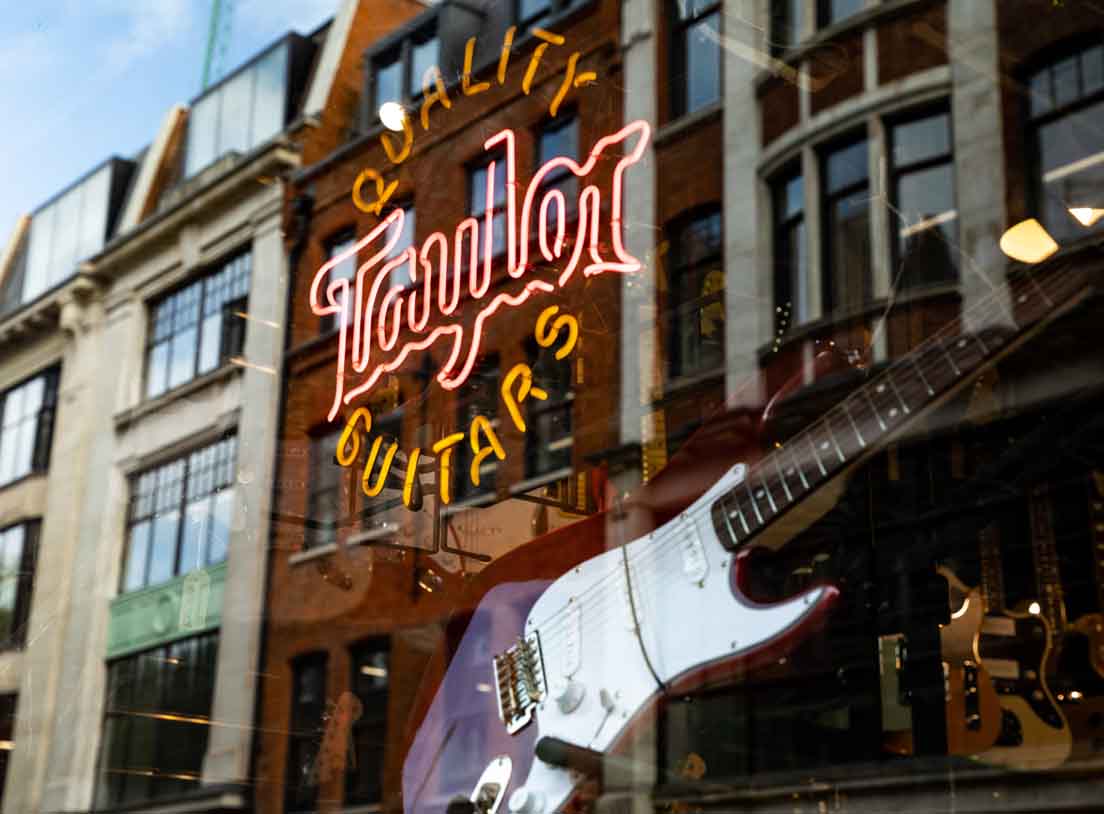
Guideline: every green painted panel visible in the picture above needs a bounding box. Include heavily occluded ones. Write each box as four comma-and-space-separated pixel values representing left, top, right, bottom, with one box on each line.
107, 562, 227, 659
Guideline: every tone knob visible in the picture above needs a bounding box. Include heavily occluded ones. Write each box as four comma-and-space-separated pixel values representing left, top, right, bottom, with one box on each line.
553, 679, 585, 714
508, 787, 545, 814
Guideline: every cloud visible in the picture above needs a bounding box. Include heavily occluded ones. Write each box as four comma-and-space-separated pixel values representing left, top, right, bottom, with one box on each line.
236, 0, 336, 37
94, 0, 195, 74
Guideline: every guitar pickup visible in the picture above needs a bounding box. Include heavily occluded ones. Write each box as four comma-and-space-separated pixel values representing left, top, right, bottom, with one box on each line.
493, 633, 547, 734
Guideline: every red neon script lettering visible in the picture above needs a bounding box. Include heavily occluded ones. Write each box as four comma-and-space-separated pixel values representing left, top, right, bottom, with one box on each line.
310, 120, 651, 422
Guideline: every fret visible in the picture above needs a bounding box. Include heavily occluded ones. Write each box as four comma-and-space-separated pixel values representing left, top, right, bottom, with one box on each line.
825, 408, 861, 463
844, 389, 885, 446
882, 370, 911, 416
841, 402, 867, 449
937, 339, 962, 377
909, 354, 935, 396
972, 330, 989, 356
785, 443, 812, 489
756, 476, 779, 514
864, 389, 887, 431
723, 492, 751, 535
772, 454, 794, 502
744, 481, 765, 525
948, 334, 987, 373
807, 431, 829, 476
712, 495, 742, 546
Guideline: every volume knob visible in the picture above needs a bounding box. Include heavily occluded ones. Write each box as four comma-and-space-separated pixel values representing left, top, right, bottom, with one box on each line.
553, 679, 585, 714
508, 787, 545, 814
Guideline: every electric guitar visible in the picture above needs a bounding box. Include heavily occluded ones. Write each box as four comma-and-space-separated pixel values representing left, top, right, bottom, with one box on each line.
402, 264, 1093, 814
1077, 471, 1104, 681
974, 522, 1071, 769
1028, 484, 1104, 761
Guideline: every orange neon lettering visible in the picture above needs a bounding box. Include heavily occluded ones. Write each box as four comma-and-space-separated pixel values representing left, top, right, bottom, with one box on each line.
462, 37, 491, 97
501, 363, 547, 433
402, 448, 421, 508
309, 121, 651, 421
337, 407, 372, 465
352, 169, 397, 216
362, 435, 399, 497
535, 305, 578, 359
498, 26, 516, 85
380, 115, 413, 164
419, 67, 452, 130
433, 433, 466, 505
469, 416, 506, 486
549, 52, 579, 117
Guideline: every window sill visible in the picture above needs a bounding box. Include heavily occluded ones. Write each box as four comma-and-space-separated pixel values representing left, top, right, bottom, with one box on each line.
288, 543, 338, 566
440, 492, 499, 516
114, 363, 243, 432
655, 102, 723, 148
660, 367, 726, 401
508, 467, 574, 496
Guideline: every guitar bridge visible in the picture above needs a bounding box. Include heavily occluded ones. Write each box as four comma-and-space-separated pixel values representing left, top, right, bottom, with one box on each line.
493, 633, 547, 734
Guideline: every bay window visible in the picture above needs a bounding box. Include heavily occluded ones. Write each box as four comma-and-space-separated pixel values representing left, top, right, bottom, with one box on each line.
145, 251, 251, 399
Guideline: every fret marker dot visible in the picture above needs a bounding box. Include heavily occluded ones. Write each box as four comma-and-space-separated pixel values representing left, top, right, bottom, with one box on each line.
876, 384, 885, 394
755, 489, 765, 499
957, 339, 967, 348
820, 442, 830, 451
888, 408, 899, 418
786, 468, 795, 477
1019, 294, 1027, 303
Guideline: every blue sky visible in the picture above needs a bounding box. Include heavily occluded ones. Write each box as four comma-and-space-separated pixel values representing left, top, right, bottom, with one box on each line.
0, 0, 337, 243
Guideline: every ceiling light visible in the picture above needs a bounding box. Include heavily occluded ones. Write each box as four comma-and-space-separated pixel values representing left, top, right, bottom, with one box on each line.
1069, 207, 1104, 227
379, 102, 406, 132
999, 219, 1059, 264
1028, 601, 1042, 615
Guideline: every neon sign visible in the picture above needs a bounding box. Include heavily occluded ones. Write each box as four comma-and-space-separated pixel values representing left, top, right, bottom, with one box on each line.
310, 120, 651, 422
335, 306, 579, 509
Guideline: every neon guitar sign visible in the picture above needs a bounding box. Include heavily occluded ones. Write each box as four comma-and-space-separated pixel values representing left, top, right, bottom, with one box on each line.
310, 120, 651, 421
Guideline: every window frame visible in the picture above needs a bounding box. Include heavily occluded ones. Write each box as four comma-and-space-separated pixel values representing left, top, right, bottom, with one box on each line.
819, 132, 871, 317
534, 112, 580, 220
468, 151, 509, 264
368, 23, 439, 123
524, 339, 575, 480
453, 356, 501, 503
319, 228, 358, 336
121, 434, 237, 594
286, 652, 328, 813
770, 0, 803, 56
345, 637, 391, 806
143, 250, 252, 401
886, 104, 958, 291
304, 427, 352, 551
665, 205, 726, 381
359, 407, 406, 527
0, 367, 59, 489
0, 521, 39, 651
816, 0, 865, 30
669, 0, 723, 121
771, 164, 805, 337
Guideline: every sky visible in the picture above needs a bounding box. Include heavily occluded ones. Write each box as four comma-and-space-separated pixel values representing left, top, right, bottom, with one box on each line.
0, 0, 339, 243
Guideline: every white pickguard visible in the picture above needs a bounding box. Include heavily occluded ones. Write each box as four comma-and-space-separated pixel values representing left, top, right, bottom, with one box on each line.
511, 463, 835, 813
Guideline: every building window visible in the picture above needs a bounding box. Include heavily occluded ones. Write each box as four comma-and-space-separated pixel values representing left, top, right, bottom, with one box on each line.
1028, 40, 1104, 241
821, 136, 871, 316
667, 208, 725, 379
345, 639, 390, 806
537, 115, 579, 228
770, 0, 804, 55
0, 368, 58, 488
454, 358, 500, 502
320, 230, 356, 335
0, 523, 38, 650
772, 168, 807, 335
287, 654, 327, 812
817, 0, 864, 29
526, 341, 573, 479
889, 108, 958, 290
670, 0, 722, 119
370, 27, 439, 123
185, 41, 290, 177
385, 204, 417, 289
95, 633, 218, 808
122, 436, 237, 593
470, 153, 508, 259
306, 430, 350, 550
0, 695, 15, 806
145, 252, 251, 400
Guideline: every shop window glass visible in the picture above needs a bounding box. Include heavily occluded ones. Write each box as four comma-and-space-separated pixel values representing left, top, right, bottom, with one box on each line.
320, 230, 357, 335
95, 633, 218, 808
890, 109, 958, 290
821, 136, 871, 315
1028, 41, 1104, 241
667, 208, 725, 379
346, 639, 390, 805
773, 168, 807, 335
361, 410, 404, 527
817, 0, 864, 28
122, 436, 237, 592
470, 153, 508, 259
305, 430, 348, 550
0, 524, 37, 650
286, 654, 327, 812
145, 252, 251, 399
0, 369, 58, 487
370, 26, 438, 123
526, 340, 573, 479
671, 0, 722, 119
454, 358, 500, 502
537, 115, 579, 228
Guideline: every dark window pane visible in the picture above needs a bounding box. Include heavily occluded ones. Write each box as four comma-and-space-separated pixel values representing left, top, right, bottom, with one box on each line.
892, 112, 951, 167
818, 0, 863, 27
825, 139, 868, 194
347, 641, 390, 805
826, 188, 871, 313
1052, 54, 1080, 108
287, 656, 327, 812
375, 57, 402, 109
771, 0, 803, 52
1036, 97, 1104, 240
307, 431, 345, 548
685, 14, 722, 114
895, 163, 958, 288
411, 36, 439, 96
668, 209, 724, 378
519, 0, 551, 26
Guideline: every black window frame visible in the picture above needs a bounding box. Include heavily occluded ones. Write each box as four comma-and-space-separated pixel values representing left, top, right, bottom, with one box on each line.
665, 205, 726, 380
305, 427, 352, 551
121, 434, 237, 594
535, 112, 580, 225
819, 132, 872, 317
0, 694, 15, 808
0, 521, 39, 651
286, 652, 328, 813
319, 228, 358, 336
94, 633, 219, 809
771, 164, 805, 339
525, 339, 574, 480
1025, 37, 1104, 241
816, 0, 864, 29
0, 367, 59, 489
669, 0, 723, 121
144, 250, 252, 401
368, 23, 439, 125
770, 0, 803, 56
359, 407, 406, 528
468, 150, 510, 265
453, 356, 501, 503
886, 104, 959, 291
345, 637, 391, 806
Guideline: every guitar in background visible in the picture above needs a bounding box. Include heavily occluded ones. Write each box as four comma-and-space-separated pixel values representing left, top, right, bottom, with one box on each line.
1077, 472, 1104, 681
1028, 484, 1104, 761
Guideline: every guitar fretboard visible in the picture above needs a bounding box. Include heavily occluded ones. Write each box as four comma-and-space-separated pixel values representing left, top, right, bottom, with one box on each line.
1028, 485, 1067, 645
978, 523, 1006, 614
1089, 472, 1104, 613
711, 265, 1087, 550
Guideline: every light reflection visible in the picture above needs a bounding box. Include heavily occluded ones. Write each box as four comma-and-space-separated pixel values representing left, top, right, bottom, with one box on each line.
1068, 207, 1104, 227
360, 664, 388, 678
379, 101, 407, 132
999, 219, 1059, 264
1028, 601, 1042, 615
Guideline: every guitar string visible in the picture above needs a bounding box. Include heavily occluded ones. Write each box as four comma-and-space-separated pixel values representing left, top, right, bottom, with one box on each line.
528, 261, 1084, 650
523, 262, 1084, 649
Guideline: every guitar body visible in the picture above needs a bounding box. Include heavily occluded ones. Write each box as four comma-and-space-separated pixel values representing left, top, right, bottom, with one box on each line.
1048, 620, 1104, 761
402, 464, 838, 814
976, 609, 1072, 769
935, 572, 1001, 756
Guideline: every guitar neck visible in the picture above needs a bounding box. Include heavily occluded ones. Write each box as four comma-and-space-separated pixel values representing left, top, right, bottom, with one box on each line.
711, 264, 1089, 548
1028, 485, 1067, 642
1087, 472, 1104, 614
978, 523, 1006, 615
